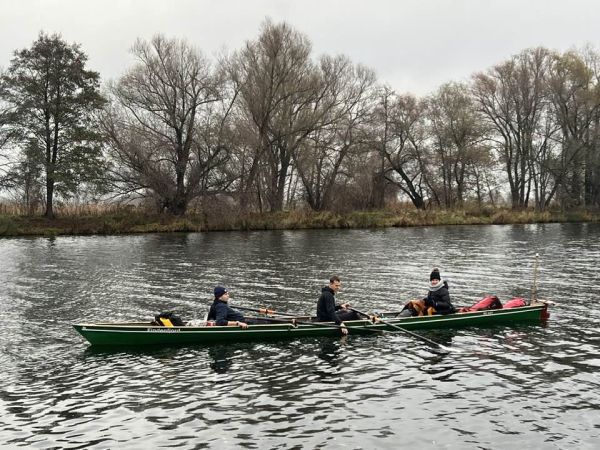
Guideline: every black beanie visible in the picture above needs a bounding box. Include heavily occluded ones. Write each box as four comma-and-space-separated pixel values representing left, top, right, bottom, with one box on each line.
430, 268, 441, 281
214, 286, 228, 298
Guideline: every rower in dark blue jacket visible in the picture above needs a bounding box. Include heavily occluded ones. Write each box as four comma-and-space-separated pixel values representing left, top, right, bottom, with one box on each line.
208, 286, 249, 328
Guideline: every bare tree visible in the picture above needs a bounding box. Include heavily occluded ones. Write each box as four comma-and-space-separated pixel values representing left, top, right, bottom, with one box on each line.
547, 49, 600, 208
102, 35, 226, 215
0, 100, 13, 187
468, 145, 500, 207
580, 47, 600, 207
227, 20, 348, 212
472, 47, 555, 209
426, 82, 490, 207
373, 86, 428, 209
294, 56, 377, 210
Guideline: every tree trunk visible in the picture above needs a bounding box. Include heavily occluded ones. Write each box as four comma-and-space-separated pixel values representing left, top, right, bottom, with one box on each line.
45, 178, 55, 219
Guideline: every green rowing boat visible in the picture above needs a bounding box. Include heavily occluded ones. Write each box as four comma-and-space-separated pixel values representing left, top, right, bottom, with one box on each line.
72, 302, 549, 346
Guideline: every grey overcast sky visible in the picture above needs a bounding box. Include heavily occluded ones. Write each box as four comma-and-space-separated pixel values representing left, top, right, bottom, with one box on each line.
1, 0, 599, 95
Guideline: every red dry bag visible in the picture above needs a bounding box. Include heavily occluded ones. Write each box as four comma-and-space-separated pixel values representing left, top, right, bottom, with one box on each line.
459, 295, 503, 313
503, 297, 527, 308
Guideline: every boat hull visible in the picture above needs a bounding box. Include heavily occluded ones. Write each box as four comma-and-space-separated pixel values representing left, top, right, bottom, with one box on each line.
73, 303, 549, 346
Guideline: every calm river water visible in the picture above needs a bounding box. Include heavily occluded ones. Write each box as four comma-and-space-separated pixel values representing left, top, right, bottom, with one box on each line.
0, 223, 599, 449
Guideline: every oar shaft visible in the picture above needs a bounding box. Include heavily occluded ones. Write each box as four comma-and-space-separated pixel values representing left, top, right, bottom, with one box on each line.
383, 319, 448, 349
235, 305, 301, 318
351, 308, 451, 350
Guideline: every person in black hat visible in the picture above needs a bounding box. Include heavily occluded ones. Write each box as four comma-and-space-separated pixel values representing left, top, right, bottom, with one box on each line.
316, 275, 360, 335
207, 286, 249, 328
423, 268, 455, 315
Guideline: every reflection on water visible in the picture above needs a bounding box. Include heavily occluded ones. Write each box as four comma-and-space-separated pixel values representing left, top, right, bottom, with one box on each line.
314, 339, 344, 382
208, 344, 235, 374
0, 223, 599, 448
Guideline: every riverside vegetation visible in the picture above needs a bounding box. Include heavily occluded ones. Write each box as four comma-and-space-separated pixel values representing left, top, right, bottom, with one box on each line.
0, 205, 598, 237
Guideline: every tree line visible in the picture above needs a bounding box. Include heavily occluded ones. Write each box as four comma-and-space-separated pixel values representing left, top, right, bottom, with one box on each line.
1, 20, 599, 218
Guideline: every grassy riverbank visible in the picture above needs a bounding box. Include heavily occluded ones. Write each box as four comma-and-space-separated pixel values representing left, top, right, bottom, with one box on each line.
1, 207, 599, 237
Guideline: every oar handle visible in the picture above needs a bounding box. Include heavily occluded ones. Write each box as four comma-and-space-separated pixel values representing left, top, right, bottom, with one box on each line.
350, 308, 376, 322
255, 316, 299, 327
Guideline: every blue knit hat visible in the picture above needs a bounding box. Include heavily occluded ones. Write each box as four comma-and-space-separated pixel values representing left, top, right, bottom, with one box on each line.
214, 286, 228, 298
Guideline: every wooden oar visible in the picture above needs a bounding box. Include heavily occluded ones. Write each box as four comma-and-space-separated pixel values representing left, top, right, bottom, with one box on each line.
350, 307, 455, 352
235, 305, 303, 318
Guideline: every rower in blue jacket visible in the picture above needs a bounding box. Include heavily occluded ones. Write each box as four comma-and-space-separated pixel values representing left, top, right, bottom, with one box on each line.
208, 286, 249, 328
